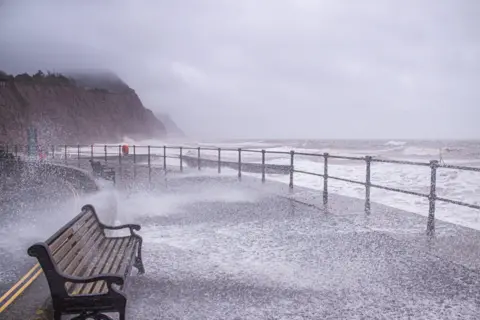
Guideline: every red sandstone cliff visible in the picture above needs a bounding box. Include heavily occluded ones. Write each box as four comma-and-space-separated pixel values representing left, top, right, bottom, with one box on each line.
0, 71, 166, 145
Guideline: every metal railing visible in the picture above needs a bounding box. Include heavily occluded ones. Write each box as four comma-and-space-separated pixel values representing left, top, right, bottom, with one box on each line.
2, 143, 479, 235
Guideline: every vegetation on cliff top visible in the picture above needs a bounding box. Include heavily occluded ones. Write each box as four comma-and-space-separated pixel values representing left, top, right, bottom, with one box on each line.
0, 70, 130, 93
0, 70, 72, 85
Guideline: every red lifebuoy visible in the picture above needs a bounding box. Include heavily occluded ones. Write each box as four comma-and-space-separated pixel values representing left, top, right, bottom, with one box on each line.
121, 144, 129, 155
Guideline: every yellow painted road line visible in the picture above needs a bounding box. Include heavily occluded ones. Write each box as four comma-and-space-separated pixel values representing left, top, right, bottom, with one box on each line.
0, 267, 43, 313
0, 263, 40, 306
0, 180, 80, 314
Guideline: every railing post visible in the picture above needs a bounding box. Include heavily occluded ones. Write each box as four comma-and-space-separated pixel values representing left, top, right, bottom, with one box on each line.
5, 145, 8, 154
14, 145, 18, 158
64, 145, 67, 164
427, 160, 438, 236
218, 148, 221, 173
365, 156, 372, 214
52, 145, 55, 159
104, 145, 107, 163
118, 145, 122, 180
163, 146, 167, 172
148, 145, 151, 184
197, 147, 201, 170
238, 148, 242, 180
261, 149, 266, 183
289, 150, 294, 189
179, 147, 183, 172
77, 144, 80, 167
133, 145, 137, 180
90, 145, 93, 160
323, 153, 329, 207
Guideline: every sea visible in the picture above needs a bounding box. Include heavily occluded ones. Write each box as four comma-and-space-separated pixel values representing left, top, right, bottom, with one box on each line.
106, 139, 480, 230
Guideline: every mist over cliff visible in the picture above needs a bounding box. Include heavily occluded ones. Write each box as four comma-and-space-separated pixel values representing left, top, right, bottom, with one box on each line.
155, 113, 185, 138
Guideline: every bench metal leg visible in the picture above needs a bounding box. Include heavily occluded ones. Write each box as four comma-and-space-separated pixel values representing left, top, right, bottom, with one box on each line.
133, 238, 145, 274
134, 256, 145, 274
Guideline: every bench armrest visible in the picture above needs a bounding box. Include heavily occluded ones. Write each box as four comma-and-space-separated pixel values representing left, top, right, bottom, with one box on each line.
100, 223, 141, 235
63, 273, 125, 286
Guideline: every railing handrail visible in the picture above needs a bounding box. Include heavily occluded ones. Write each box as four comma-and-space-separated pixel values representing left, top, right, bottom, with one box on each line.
3, 143, 479, 235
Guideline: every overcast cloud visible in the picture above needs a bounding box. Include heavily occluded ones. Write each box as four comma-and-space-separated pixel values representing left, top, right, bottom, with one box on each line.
0, 0, 479, 139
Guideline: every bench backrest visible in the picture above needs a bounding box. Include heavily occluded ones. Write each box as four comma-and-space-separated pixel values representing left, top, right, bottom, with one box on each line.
90, 161, 102, 172
27, 205, 105, 297
51, 209, 105, 273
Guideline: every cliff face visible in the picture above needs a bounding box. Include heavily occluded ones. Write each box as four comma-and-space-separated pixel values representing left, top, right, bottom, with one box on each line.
0, 73, 166, 145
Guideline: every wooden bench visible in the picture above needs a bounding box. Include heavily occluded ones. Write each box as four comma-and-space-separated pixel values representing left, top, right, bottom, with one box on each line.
28, 204, 145, 320
0, 150, 18, 174
89, 160, 116, 183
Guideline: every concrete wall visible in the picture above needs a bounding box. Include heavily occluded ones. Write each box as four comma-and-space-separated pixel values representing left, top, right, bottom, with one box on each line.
18, 160, 98, 193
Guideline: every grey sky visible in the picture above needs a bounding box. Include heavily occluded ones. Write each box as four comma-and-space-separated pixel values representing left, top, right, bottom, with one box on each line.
1, 0, 479, 139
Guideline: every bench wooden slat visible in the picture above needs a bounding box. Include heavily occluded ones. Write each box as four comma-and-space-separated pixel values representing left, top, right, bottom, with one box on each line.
116, 240, 138, 279
49, 211, 94, 253
80, 238, 118, 295
58, 224, 103, 271
108, 238, 132, 275
105, 238, 130, 275
91, 238, 128, 294
49, 228, 74, 254
63, 229, 104, 280
65, 240, 105, 293
53, 216, 97, 264
99, 238, 132, 293
68, 237, 112, 295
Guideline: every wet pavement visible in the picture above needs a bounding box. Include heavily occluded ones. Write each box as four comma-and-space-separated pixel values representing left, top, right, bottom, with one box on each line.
119, 175, 480, 320
1, 168, 480, 319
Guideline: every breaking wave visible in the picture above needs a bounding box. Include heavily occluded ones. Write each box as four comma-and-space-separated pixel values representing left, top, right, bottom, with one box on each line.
385, 140, 407, 146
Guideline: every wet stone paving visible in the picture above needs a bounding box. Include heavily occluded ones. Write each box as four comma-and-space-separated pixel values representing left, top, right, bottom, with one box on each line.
110, 177, 480, 320
2, 172, 480, 319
